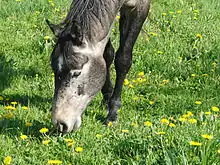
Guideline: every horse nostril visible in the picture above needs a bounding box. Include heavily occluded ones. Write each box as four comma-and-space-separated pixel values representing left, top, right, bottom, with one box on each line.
57, 122, 68, 133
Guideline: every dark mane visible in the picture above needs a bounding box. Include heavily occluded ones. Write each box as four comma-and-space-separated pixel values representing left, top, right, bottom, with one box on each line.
61, 0, 111, 39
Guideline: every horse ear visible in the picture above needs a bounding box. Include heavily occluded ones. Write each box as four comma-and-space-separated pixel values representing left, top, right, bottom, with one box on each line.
46, 19, 61, 37
70, 22, 83, 45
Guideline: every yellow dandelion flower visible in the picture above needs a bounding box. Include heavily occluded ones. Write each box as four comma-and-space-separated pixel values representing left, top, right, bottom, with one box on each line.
107, 121, 113, 127
20, 134, 28, 140
212, 62, 217, 67
35, 11, 40, 15
189, 141, 201, 146
204, 111, 211, 115
128, 84, 134, 88
191, 74, 196, 77
39, 128, 49, 133
149, 32, 158, 37
22, 106, 28, 110
3, 156, 12, 165
157, 51, 164, 54
47, 160, 62, 164
10, 101, 17, 105
64, 138, 73, 143
4, 106, 16, 110
42, 140, 51, 145
144, 121, 153, 127
132, 79, 137, 83
169, 11, 174, 14
187, 111, 194, 117
0, 96, 4, 101
3, 113, 14, 119
149, 101, 155, 105
160, 118, 169, 125
121, 129, 129, 133
188, 118, 197, 124
116, 15, 120, 20
218, 150, 220, 154
44, 36, 50, 41
123, 79, 129, 85
25, 122, 32, 127
195, 101, 202, 105
67, 142, 74, 147
162, 79, 169, 84
75, 147, 83, 152
137, 78, 143, 83
201, 134, 213, 140
169, 123, 176, 127
156, 131, 166, 135
96, 134, 103, 138
177, 10, 182, 14
162, 12, 166, 16
196, 34, 202, 39
50, 3, 55, 7
211, 106, 219, 112
137, 72, 144, 77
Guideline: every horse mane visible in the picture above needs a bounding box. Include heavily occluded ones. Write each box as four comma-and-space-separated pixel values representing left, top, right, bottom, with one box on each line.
61, 0, 107, 37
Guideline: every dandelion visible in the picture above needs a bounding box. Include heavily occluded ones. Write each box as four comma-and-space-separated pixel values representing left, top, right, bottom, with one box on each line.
22, 106, 28, 110
3, 113, 14, 119
162, 12, 166, 16
4, 106, 16, 111
204, 111, 211, 115
178, 117, 187, 122
128, 84, 134, 88
189, 141, 201, 146
64, 139, 73, 143
144, 121, 153, 127
96, 134, 103, 138
3, 156, 12, 165
20, 134, 28, 140
218, 150, 220, 154
149, 101, 155, 105
107, 121, 113, 127
211, 106, 219, 112
195, 101, 202, 105
157, 51, 164, 54
44, 36, 50, 41
177, 10, 182, 14
47, 160, 62, 164
186, 111, 194, 117
0, 96, 4, 101
191, 74, 196, 77
121, 129, 129, 133
201, 134, 213, 140
169, 11, 174, 14
196, 34, 202, 39
35, 11, 40, 15
188, 118, 197, 124
162, 79, 169, 84
160, 118, 169, 124
10, 101, 18, 105
25, 122, 32, 127
149, 32, 158, 37
42, 140, 51, 145
156, 131, 166, 135
39, 128, 49, 133
169, 123, 176, 127
123, 79, 129, 85
132, 79, 137, 83
75, 147, 83, 152
137, 71, 144, 77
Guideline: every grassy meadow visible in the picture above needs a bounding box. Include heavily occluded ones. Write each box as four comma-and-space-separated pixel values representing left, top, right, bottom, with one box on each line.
0, 0, 220, 164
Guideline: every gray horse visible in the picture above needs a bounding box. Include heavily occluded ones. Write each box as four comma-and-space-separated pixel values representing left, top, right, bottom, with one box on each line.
46, 0, 151, 133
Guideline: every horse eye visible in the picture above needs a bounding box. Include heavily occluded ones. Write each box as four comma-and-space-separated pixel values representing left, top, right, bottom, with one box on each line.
71, 71, 81, 78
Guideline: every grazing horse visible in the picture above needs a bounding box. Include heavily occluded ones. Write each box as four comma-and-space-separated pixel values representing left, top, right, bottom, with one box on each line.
47, 0, 151, 133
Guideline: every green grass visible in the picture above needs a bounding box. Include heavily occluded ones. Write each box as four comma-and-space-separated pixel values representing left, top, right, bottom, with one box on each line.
0, 0, 220, 164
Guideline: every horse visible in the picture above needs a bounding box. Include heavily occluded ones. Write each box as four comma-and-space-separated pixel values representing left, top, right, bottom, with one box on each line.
46, 0, 151, 133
